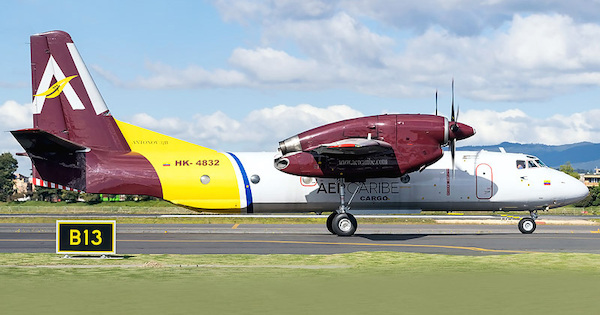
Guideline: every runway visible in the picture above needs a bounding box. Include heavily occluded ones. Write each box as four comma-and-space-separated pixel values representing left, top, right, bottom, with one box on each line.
1, 222, 600, 255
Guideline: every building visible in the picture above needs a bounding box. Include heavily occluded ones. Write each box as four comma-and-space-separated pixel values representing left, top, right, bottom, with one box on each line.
580, 168, 600, 187
12, 173, 34, 200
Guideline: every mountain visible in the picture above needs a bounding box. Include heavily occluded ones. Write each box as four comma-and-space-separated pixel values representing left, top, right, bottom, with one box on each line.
457, 142, 600, 171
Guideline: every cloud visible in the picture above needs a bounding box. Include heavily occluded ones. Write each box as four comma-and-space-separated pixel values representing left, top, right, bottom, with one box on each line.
0, 101, 34, 175
460, 108, 600, 146
215, 0, 335, 23
93, 63, 247, 89
130, 104, 363, 151
129, 103, 600, 151
0, 100, 33, 129
215, 0, 600, 35
95, 6, 600, 102
229, 48, 320, 83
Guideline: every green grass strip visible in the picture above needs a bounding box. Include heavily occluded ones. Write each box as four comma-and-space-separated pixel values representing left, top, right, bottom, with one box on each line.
1, 252, 600, 314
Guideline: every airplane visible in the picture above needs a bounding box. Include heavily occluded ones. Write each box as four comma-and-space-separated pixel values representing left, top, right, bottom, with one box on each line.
11, 31, 589, 236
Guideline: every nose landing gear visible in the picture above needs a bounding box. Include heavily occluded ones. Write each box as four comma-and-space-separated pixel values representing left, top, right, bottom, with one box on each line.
326, 179, 359, 236
518, 210, 538, 234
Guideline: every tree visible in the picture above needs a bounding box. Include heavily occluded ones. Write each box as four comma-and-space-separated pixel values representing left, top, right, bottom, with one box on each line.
0, 153, 18, 201
559, 162, 580, 179
60, 190, 81, 202
81, 193, 102, 204
573, 186, 600, 208
32, 187, 59, 202
591, 186, 600, 207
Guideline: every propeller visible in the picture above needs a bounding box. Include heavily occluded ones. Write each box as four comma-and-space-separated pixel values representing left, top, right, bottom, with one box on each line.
434, 79, 475, 176
449, 79, 457, 175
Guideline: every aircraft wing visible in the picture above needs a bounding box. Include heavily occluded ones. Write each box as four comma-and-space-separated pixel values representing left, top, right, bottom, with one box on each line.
311, 138, 393, 156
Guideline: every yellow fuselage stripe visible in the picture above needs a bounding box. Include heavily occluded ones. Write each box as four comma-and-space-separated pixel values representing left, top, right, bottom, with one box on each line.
115, 120, 241, 210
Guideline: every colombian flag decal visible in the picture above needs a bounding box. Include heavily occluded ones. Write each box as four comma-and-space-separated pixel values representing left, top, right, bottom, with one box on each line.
544, 180, 551, 186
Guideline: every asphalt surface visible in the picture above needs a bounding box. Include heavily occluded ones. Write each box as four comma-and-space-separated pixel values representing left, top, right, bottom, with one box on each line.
1, 221, 600, 256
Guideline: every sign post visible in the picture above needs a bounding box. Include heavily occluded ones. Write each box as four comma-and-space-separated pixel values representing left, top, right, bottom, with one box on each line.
56, 220, 116, 257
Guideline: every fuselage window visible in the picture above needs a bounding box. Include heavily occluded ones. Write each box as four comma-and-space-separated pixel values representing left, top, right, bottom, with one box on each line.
516, 160, 526, 169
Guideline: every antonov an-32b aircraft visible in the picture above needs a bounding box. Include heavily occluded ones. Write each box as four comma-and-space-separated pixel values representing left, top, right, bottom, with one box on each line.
12, 31, 589, 236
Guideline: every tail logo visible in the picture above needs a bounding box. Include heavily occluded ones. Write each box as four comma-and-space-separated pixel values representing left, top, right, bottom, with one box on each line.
33, 55, 85, 114
33, 75, 78, 98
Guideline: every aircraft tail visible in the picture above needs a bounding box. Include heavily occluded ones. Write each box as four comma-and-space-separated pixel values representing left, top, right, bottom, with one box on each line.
13, 31, 244, 210
30, 30, 129, 151
13, 31, 163, 197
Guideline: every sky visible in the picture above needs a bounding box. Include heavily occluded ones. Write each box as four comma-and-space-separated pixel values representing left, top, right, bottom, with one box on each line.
2, 0, 600, 174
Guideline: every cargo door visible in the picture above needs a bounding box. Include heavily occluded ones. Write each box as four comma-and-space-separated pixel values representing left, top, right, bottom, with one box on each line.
476, 163, 493, 199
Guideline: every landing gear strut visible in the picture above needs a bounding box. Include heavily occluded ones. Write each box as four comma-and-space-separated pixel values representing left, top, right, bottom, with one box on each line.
326, 179, 358, 236
518, 210, 537, 234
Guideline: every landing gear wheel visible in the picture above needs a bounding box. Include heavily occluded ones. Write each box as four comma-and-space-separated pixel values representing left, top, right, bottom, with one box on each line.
331, 213, 357, 236
518, 217, 536, 234
326, 212, 336, 234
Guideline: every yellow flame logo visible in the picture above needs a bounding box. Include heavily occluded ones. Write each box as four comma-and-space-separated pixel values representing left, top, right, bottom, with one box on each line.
34, 75, 78, 98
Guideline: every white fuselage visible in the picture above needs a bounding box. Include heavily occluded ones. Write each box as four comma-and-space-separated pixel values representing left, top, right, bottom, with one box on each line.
230, 150, 589, 214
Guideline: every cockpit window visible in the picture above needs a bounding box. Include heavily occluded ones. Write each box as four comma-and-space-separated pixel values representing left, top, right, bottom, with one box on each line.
528, 160, 538, 168
535, 159, 547, 167
516, 160, 526, 169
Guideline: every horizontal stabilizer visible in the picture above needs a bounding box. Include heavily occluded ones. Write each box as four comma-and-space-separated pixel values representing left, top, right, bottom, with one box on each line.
11, 129, 88, 153
11, 129, 87, 191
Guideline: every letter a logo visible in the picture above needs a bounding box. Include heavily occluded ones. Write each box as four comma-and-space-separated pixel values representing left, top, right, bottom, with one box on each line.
33, 55, 85, 114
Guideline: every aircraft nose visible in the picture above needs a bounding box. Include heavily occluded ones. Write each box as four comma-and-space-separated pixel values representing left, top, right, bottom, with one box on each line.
563, 175, 589, 204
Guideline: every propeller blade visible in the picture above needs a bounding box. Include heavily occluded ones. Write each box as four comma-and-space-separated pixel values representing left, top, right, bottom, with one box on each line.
450, 80, 460, 132
450, 138, 456, 177
456, 105, 460, 121
450, 80, 457, 176
451, 79, 455, 122
435, 90, 438, 116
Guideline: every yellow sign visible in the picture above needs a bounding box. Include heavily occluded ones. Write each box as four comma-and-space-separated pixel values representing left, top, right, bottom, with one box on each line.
56, 220, 116, 255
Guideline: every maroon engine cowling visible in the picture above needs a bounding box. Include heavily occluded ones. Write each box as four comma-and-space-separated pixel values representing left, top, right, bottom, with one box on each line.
274, 114, 475, 180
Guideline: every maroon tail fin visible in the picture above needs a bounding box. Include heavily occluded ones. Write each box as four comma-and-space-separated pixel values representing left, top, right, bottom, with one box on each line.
30, 31, 129, 152
14, 31, 163, 197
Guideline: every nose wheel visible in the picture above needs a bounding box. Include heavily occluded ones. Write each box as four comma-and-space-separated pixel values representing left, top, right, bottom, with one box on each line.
518, 210, 538, 234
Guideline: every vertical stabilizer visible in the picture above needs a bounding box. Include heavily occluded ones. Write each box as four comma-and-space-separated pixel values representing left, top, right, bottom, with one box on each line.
15, 31, 163, 197
30, 31, 129, 151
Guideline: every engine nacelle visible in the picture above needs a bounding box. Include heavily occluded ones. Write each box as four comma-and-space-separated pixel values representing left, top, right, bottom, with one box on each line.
275, 114, 475, 180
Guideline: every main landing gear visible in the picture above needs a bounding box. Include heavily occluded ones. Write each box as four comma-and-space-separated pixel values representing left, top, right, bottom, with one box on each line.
518, 210, 538, 234
326, 179, 359, 236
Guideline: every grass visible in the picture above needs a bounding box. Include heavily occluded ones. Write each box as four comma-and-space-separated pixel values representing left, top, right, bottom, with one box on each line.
0, 200, 192, 214
2, 252, 600, 272
0, 216, 438, 225
2, 202, 599, 313
1, 252, 600, 314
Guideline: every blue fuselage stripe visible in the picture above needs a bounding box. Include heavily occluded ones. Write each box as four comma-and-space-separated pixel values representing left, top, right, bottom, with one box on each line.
227, 152, 253, 213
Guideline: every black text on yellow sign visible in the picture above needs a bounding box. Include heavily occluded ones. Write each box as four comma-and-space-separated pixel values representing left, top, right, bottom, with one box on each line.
56, 221, 116, 255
